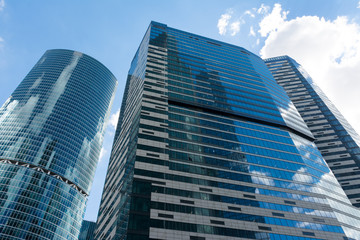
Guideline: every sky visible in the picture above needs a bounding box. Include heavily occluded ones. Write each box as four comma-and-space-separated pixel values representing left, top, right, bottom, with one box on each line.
0, 0, 359, 222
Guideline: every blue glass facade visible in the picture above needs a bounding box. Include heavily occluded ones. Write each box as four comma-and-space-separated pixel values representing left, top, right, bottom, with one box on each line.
0, 49, 117, 239
79, 220, 96, 240
265, 56, 360, 238
95, 22, 360, 240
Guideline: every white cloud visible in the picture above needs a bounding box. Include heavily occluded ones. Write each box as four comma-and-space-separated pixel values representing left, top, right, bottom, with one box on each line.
260, 4, 360, 135
99, 147, 107, 162
218, 7, 262, 37
0, 0, 4, 11
217, 10, 233, 35
0, 37, 4, 52
244, 10, 255, 18
249, 26, 256, 37
257, 3, 270, 15
230, 21, 241, 36
358, 1, 360, 8
258, 3, 289, 37
109, 108, 120, 129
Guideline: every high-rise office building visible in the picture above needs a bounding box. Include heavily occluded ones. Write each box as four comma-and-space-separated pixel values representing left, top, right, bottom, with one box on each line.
79, 220, 96, 240
265, 56, 360, 208
0, 49, 117, 239
95, 22, 360, 240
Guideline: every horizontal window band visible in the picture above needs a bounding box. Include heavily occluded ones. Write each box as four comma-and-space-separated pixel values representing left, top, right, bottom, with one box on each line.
168, 99, 314, 142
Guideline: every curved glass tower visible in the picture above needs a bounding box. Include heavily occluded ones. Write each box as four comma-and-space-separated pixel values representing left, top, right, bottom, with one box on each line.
0, 49, 117, 239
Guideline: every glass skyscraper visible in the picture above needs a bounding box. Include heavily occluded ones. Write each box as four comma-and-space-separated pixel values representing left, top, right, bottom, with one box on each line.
79, 220, 96, 240
95, 22, 360, 240
0, 49, 117, 239
265, 56, 360, 208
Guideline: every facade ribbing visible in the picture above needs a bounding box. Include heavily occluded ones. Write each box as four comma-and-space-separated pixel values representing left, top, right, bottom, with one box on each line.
95, 22, 360, 240
0, 49, 117, 239
265, 56, 360, 208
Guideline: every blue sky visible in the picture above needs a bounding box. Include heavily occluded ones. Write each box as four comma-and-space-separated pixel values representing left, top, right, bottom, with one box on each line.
0, 0, 359, 222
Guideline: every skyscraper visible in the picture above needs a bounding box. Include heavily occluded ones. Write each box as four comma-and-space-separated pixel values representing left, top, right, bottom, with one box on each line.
95, 22, 360, 240
0, 49, 117, 239
265, 56, 360, 208
79, 220, 96, 240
